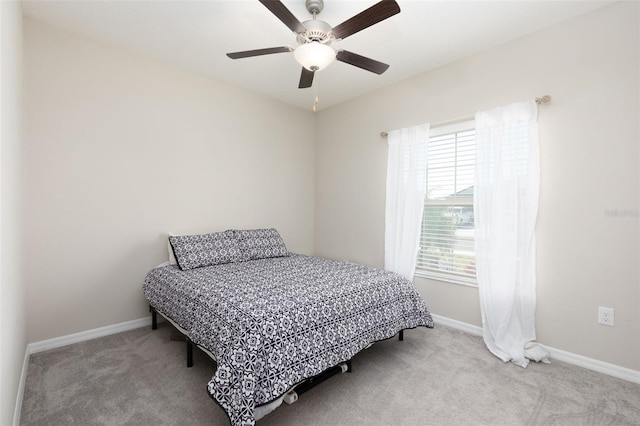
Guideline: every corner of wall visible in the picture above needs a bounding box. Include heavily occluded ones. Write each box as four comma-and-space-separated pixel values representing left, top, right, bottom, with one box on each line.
1, 1, 27, 424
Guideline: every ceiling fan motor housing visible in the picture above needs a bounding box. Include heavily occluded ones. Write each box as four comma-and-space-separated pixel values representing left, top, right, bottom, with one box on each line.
297, 19, 333, 45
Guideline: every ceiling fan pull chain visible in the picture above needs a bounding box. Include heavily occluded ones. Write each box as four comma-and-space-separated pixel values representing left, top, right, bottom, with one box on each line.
312, 74, 319, 112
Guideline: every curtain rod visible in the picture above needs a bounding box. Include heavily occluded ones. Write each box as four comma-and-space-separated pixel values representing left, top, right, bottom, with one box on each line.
380, 95, 552, 137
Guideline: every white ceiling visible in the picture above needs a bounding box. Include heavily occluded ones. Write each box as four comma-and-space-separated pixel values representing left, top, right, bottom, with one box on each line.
21, 0, 612, 111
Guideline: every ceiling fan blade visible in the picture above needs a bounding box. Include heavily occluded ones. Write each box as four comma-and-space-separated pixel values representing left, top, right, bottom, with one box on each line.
336, 50, 389, 74
226, 46, 292, 59
331, 0, 400, 40
298, 67, 315, 88
259, 0, 306, 34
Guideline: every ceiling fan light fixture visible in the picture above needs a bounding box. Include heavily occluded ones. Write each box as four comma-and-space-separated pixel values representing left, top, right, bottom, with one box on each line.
294, 42, 336, 72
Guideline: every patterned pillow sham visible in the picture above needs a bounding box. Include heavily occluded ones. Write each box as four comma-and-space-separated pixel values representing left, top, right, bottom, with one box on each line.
235, 228, 289, 261
167, 232, 178, 265
169, 230, 241, 270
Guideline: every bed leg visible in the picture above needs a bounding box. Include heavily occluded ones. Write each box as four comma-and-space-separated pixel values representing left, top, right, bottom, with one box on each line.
346, 359, 352, 373
399, 330, 404, 341
150, 306, 157, 330
186, 339, 193, 368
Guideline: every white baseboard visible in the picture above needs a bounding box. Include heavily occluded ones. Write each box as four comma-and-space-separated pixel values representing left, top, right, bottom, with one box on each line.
27, 317, 151, 354
431, 313, 483, 336
13, 347, 30, 426
545, 346, 640, 384
14, 316, 151, 426
431, 313, 640, 385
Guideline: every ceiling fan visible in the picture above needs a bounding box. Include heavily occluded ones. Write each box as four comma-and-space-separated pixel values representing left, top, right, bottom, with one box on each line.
226, 0, 401, 89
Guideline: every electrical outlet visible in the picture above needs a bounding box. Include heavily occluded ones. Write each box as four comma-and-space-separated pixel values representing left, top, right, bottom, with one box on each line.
598, 307, 615, 327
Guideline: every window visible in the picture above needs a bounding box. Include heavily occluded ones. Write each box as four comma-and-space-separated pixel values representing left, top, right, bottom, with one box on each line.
415, 121, 477, 286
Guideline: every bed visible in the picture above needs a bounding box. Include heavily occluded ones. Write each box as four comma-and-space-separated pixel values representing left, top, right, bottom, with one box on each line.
143, 228, 433, 425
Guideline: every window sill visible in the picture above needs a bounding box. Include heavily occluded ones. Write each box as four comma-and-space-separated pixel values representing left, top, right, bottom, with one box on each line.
414, 269, 478, 288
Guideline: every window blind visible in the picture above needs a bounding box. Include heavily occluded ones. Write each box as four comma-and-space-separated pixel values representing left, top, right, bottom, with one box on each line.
416, 123, 477, 284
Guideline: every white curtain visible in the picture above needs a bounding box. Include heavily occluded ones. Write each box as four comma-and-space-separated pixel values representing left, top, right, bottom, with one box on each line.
474, 100, 549, 368
384, 124, 429, 281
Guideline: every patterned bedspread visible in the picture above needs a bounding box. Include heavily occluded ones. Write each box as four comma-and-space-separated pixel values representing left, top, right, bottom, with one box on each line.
143, 254, 433, 425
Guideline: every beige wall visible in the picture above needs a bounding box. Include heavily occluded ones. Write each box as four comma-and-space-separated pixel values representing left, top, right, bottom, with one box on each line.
315, 2, 639, 370
23, 20, 316, 343
1, 1, 25, 424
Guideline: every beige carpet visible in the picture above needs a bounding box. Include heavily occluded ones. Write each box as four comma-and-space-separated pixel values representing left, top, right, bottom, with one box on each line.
20, 322, 640, 425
